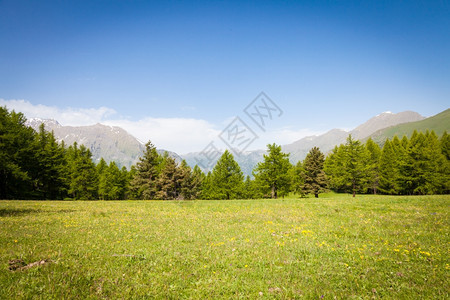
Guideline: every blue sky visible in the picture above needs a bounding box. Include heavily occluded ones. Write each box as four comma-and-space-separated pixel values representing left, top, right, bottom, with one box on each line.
1, 0, 449, 154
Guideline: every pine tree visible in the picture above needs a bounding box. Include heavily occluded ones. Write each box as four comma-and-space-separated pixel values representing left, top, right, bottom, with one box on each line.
324, 145, 347, 193
209, 150, 244, 200
343, 135, 367, 197
253, 143, 292, 199
291, 160, 306, 197
302, 147, 327, 198
130, 141, 162, 199
441, 131, 450, 193
97, 158, 108, 200
155, 156, 181, 200
67, 143, 98, 199
0, 107, 37, 199
178, 160, 195, 200
365, 138, 381, 195
441, 131, 450, 160
188, 165, 204, 200
378, 139, 400, 194
98, 161, 127, 200
421, 131, 447, 194
406, 131, 428, 194
200, 171, 214, 199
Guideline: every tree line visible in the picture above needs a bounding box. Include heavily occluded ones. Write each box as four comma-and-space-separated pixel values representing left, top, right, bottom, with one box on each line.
1, 106, 449, 200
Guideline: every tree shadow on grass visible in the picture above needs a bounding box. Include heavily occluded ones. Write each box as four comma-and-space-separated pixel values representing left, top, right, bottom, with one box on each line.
0, 208, 76, 217
0, 208, 44, 217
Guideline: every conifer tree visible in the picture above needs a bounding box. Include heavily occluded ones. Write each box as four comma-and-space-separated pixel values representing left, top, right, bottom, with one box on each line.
253, 143, 292, 199
291, 160, 306, 197
324, 145, 347, 192
200, 171, 214, 199
343, 135, 367, 197
209, 150, 244, 199
130, 141, 162, 199
441, 131, 450, 160
421, 131, 447, 194
0, 107, 37, 199
302, 147, 327, 198
378, 139, 400, 194
67, 143, 98, 199
188, 165, 204, 200
365, 138, 381, 194
156, 156, 180, 200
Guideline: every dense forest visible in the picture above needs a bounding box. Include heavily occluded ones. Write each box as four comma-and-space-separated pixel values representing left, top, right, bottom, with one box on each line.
1, 106, 449, 200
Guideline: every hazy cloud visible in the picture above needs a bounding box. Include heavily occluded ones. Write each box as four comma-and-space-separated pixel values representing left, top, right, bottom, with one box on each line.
0, 99, 116, 126
0, 99, 321, 154
103, 118, 220, 154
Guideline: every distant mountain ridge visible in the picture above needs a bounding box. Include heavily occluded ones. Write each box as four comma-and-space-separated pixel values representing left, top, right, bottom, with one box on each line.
282, 110, 424, 163
26, 119, 181, 169
368, 108, 450, 144
25, 109, 444, 175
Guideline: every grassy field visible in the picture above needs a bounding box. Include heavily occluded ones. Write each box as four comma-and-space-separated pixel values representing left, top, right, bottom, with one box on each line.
0, 194, 448, 299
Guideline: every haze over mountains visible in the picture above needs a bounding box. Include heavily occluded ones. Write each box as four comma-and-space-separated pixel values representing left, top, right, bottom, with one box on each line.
26, 109, 445, 175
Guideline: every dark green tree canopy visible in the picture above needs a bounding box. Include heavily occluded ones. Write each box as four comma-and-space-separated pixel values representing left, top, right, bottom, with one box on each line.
253, 143, 292, 199
302, 147, 327, 198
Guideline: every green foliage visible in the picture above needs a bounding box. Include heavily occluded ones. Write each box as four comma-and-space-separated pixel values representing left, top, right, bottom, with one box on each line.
364, 138, 381, 194
290, 160, 306, 197
378, 140, 400, 194
253, 143, 292, 198
370, 108, 450, 144
0, 106, 132, 200
66, 143, 98, 200
130, 141, 162, 200
205, 150, 244, 200
327, 131, 449, 196
98, 161, 128, 200
301, 147, 327, 198
0, 107, 37, 199
324, 145, 347, 192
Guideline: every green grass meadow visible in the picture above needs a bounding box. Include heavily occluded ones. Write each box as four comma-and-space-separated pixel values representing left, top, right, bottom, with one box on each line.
1, 194, 449, 299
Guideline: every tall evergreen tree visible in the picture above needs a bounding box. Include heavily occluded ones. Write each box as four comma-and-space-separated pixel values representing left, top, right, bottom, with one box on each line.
378, 139, 400, 194
67, 143, 98, 199
253, 143, 292, 199
98, 161, 127, 200
302, 147, 327, 198
34, 126, 67, 199
130, 141, 162, 199
343, 135, 367, 197
421, 131, 447, 194
324, 145, 347, 192
441, 131, 450, 160
209, 150, 244, 200
156, 156, 181, 200
0, 107, 37, 199
291, 160, 306, 197
187, 165, 204, 200
365, 138, 381, 195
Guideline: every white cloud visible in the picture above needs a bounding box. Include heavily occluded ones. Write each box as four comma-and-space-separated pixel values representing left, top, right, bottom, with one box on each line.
248, 127, 325, 150
103, 118, 220, 154
0, 99, 220, 154
0, 99, 321, 154
0, 99, 116, 126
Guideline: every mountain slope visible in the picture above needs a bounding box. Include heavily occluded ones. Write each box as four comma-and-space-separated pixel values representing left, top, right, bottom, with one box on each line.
368, 108, 450, 143
27, 119, 145, 168
26, 119, 182, 169
282, 110, 424, 163
350, 111, 424, 140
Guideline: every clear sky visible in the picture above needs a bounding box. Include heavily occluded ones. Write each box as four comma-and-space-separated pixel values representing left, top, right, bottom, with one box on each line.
1, 0, 449, 154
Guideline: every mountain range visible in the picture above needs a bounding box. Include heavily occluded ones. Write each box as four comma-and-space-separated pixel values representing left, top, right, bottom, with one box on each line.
26, 109, 448, 175
25, 118, 181, 169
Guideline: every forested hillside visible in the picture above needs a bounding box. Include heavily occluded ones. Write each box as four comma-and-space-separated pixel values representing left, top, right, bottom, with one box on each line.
1, 106, 449, 200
